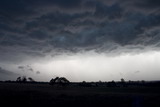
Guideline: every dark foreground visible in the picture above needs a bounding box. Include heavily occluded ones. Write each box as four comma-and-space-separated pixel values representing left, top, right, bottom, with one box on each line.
0, 83, 160, 107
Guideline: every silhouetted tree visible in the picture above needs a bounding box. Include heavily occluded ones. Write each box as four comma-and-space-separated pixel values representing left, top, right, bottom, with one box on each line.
121, 78, 125, 82
79, 81, 92, 87
49, 77, 70, 86
120, 78, 127, 87
49, 78, 55, 85
59, 77, 70, 86
49, 77, 59, 85
28, 77, 35, 82
80, 81, 86, 86
16, 77, 21, 82
107, 80, 117, 87
22, 76, 27, 83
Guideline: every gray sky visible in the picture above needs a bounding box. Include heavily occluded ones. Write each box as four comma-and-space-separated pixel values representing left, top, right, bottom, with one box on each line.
0, 0, 160, 82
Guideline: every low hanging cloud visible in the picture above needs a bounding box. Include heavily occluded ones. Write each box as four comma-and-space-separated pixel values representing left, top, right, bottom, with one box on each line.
36, 71, 40, 74
18, 66, 24, 70
134, 71, 140, 74
17, 65, 41, 75
0, 67, 18, 76
18, 65, 34, 72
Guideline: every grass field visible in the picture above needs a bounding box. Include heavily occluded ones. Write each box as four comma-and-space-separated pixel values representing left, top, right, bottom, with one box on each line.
0, 83, 160, 107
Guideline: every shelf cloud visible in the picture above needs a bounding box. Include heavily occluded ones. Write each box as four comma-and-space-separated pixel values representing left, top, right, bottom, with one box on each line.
0, 0, 160, 81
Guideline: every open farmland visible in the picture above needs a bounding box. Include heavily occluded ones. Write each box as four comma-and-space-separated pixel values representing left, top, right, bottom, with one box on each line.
0, 82, 160, 107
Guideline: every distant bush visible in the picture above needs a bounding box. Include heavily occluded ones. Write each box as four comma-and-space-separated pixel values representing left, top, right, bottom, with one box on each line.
28, 77, 35, 82
16, 76, 35, 83
49, 77, 70, 86
107, 81, 117, 87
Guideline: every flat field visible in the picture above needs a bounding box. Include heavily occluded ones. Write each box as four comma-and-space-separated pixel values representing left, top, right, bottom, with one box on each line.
0, 83, 160, 107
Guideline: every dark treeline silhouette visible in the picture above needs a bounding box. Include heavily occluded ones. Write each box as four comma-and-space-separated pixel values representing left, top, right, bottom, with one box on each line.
49, 77, 70, 86
76, 79, 160, 88
15, 76, 35, 83
1, 77, 160, 87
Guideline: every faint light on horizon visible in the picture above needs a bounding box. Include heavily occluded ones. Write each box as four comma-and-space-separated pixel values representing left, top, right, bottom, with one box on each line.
28, 50, 160, 82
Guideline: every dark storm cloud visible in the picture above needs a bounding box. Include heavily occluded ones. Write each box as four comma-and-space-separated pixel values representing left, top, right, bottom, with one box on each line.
126, 0, 160, 12
0, 0, 160, 62
28, 30, 50, 40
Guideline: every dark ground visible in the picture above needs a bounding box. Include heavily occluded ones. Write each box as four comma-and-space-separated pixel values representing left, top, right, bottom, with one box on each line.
0, 83, 160, 107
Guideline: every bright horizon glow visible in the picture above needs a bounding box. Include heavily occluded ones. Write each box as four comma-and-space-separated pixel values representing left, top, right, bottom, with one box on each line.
15, 50, 160, 82
1, 50, 160, 82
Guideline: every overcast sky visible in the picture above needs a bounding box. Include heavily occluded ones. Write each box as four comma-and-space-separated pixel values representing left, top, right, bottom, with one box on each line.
0, 0, 160, 82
